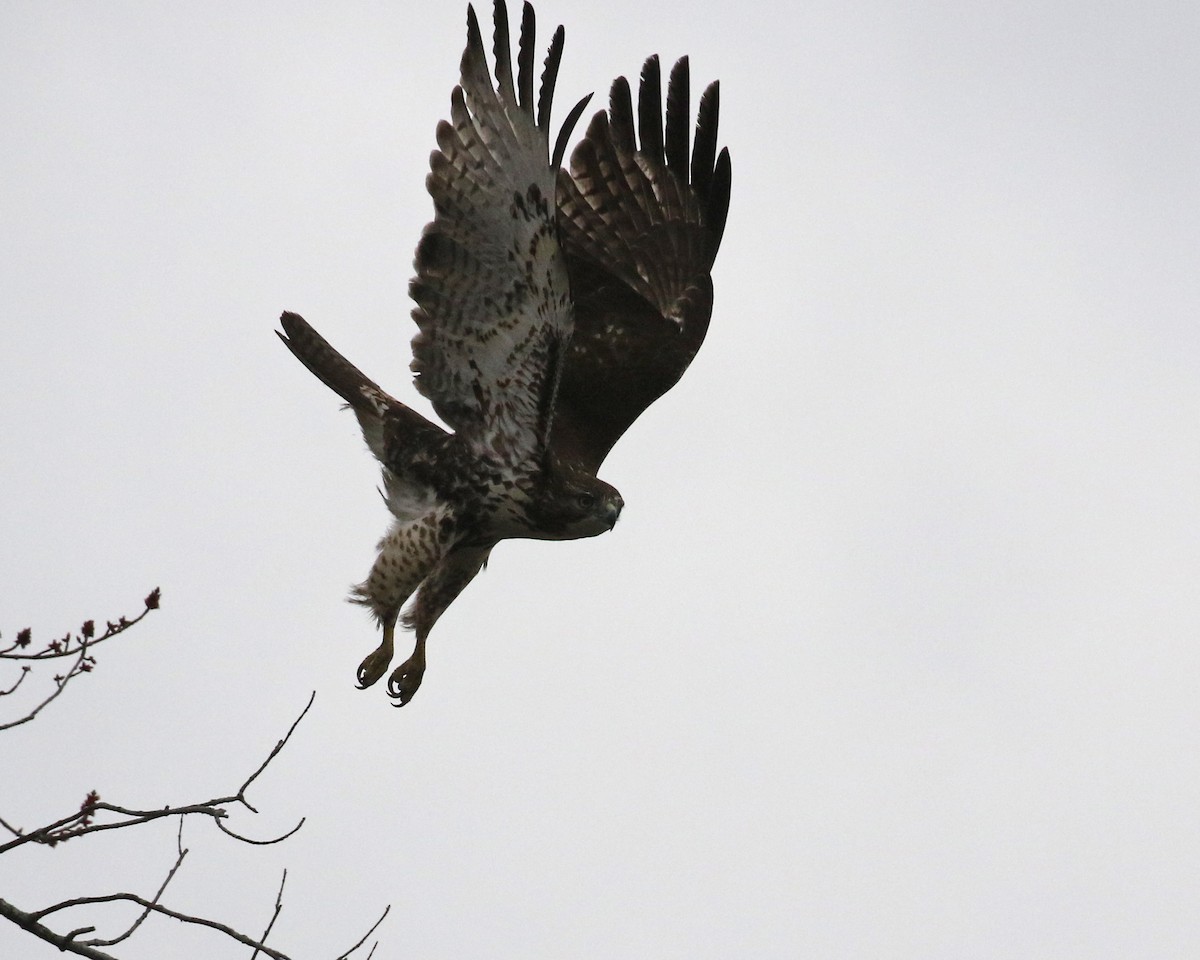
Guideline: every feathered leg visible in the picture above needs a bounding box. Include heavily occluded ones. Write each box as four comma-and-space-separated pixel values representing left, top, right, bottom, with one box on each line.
387, 544, 493, 705
353, 511, 453, 689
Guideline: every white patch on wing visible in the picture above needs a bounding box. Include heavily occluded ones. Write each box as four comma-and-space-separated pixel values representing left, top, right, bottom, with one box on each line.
380, 468, 439, 522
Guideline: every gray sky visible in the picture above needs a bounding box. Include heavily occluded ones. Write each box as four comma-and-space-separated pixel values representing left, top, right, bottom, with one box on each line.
3, 0, 1199, 956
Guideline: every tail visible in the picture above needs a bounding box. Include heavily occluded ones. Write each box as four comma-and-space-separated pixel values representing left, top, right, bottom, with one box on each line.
277, 311, 391, 416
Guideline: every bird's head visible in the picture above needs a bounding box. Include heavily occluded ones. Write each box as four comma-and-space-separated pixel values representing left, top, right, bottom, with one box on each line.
528, 461, 624, 540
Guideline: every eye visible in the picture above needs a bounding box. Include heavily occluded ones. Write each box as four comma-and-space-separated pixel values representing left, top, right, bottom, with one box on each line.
577, 493, 596, 509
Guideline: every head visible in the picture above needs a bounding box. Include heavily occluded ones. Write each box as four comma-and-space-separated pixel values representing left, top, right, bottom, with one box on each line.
527, 461, 624, 541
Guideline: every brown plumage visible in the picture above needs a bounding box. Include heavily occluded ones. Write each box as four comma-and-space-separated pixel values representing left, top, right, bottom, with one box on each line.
278, 0, 730, 706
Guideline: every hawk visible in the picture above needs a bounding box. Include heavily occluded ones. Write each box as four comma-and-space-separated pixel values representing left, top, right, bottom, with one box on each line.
279, 0, 730, 705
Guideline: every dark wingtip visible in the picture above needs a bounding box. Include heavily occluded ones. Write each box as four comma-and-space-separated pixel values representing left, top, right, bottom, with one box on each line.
516, 1, 536, 113
463, 4, 484, 76
691, 80, 720, 202
537, 23, 566, 134
552, 92, 593, 169
664, 56, 690, 177
637, 55, 664, 161
607, 74, 635, 153
491, 0, 513, 100
705, 146, 732, 264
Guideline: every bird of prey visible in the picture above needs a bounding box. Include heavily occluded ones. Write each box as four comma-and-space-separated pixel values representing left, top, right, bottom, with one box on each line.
279, 0, 730, 705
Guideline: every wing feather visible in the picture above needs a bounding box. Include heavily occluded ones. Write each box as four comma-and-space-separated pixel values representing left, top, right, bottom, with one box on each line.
663, 57, 690, 178
410, 1, 579, 465
636, 57, 664, 165
516, 3, 535, 115
552, 56, 731, 472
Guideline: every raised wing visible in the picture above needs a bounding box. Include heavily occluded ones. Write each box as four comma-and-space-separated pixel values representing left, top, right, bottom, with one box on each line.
409, 0, 589, 466
552, 56, 731, 473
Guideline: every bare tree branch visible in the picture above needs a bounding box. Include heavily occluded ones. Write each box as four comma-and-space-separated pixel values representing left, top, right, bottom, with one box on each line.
239, 689, 316, 799
334, 905, 391, 960
86, 819, 190, 948
4, 585, 389, 957
0, 664, 30, 696
250, 870, 288, 960
6, 877, 388, 960
0, 589, 161, 731
1, 589, 159, 661
216, 814, 306, 846
0, 634, 96, 731
0, 692, 316, 855
2, 687, 389, 957
0, 898, 119, 960
27, 892, 292, 960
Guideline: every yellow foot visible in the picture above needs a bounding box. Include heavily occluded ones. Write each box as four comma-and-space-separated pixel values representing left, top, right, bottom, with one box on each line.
356, 620, 395, 689
357, 647, 392, 688
387, 653, 426, 706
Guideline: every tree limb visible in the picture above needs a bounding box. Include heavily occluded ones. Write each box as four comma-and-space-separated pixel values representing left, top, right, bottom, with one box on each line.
0, 692, 315, 855
3, 581, 391, 958
0, 589, 161, 731
1, 690, 390, 957
86, 818, 190, 948
28, 892, 291, 960
0, 898, 119, 960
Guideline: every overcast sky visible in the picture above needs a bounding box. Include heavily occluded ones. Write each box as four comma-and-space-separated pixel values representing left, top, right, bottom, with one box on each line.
3, 0, 1199, 957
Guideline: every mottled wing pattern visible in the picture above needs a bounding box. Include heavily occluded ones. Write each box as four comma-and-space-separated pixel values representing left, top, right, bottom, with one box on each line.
410, 1, 584, 466
552, 56, 731, 473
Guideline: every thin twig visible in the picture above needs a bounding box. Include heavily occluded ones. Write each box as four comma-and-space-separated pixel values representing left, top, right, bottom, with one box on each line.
0, 800, 227, 855
238, 691, 317, 804
0, 589, 160, 730
0, 665, 30, 697
87, 818, 190, 948
335, 905, 392, 960
0, 692, 316, 854
0, 637, 93, 731
0, 589, 159, 661
251, 869, 288, 960
217, 815, 306, 845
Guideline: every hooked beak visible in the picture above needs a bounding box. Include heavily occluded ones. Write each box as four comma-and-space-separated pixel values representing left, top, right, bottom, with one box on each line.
605, 495, 624, 530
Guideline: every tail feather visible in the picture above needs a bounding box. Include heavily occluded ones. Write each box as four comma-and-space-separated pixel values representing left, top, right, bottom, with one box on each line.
277, 311, 390, 416
278, 311, 448, 463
